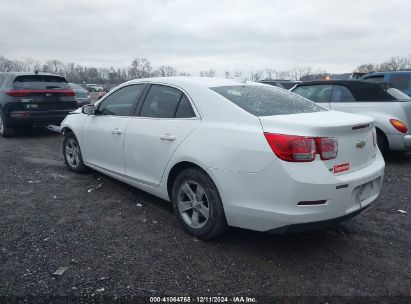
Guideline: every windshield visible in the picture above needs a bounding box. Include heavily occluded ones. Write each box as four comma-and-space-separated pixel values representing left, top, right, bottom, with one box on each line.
14, 75, 69, 90
211, 85, 326, 116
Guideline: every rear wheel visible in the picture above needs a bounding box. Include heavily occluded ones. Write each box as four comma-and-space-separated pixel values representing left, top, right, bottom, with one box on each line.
376, 129, 389, 155
63, 132, 87, 173
0, 111, 15, 137
172, 168, 227, 240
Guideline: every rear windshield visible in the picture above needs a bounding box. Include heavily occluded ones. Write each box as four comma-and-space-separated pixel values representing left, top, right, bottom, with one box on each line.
210, 85, 326, 116
13, 75, 69, 90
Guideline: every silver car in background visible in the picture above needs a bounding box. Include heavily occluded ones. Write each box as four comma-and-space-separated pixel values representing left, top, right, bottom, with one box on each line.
292, 80, 411, 154
69, 83, 91, 107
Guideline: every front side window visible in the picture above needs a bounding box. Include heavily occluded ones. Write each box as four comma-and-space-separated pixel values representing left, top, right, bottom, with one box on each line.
390, 74, 410, 91
292, 85, 332, 103
331, 85, 356, 102
97, 84, 144, 116
140, 85, 183, 118
211, 85, 326, 116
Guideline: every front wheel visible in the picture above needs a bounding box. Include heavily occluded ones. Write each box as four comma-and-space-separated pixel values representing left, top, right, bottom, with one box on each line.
172, 168, 228, 240
63, 132, 87, 173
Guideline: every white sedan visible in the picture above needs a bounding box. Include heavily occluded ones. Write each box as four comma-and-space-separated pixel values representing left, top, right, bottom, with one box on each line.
61, 77, 385, 239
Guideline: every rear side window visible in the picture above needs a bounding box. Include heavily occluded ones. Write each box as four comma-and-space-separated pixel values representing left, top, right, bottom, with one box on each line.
211, 85, 326, 116
13, 75, 69, 90
140, 85, 182, 118
390, 74, 410, 90
175, 95, 195, 118
292, 85, 332, 103
97, 84, 144, 116
331, 85, 356, 102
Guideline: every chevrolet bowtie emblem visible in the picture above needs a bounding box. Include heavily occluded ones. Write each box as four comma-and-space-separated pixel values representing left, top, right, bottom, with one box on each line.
356, 139, 367, 149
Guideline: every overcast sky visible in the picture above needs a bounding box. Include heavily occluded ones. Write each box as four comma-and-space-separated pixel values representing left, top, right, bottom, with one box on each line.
0, 0, 410, 75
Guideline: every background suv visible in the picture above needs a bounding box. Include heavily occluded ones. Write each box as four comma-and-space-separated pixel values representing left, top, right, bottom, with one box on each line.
361, 71, 411, 96
0, 72, 78, 137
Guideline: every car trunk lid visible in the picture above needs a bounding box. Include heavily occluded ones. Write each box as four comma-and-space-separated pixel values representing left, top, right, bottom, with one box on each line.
259, 110, 376, 174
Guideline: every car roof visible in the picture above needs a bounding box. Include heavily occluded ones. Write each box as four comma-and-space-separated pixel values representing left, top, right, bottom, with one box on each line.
126, 76, 251, 89
365, 71, 411, 76
294, 80, 398, 101
1, 72, 64, 77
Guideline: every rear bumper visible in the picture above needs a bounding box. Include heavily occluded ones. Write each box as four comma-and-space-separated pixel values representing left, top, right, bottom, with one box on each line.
4, 110, 76, 126
404, 135, 411, 149
387, 133, 411, 151
267, 204, 369, 234
208, 151, 385, 232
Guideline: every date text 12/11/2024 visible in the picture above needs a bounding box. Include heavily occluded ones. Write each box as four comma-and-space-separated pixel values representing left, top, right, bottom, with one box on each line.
149, 296, 258, 303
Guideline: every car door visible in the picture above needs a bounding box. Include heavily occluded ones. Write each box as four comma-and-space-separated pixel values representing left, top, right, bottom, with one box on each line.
82, 84, 145, 174
124, 84, 201, 187
292, 84, 332, 109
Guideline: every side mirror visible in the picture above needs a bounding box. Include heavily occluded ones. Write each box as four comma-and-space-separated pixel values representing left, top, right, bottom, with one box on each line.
82, 104, 95, 115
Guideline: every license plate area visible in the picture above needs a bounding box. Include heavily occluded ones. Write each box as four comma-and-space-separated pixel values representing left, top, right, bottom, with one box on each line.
353, 177, 381, 206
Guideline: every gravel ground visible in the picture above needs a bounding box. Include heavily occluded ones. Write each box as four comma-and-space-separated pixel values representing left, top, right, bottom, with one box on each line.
0, 127, 410, 303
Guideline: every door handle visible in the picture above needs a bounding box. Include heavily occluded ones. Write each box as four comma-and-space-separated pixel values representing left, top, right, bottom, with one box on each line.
112, 128, 122, 135
160, 133, 176, 141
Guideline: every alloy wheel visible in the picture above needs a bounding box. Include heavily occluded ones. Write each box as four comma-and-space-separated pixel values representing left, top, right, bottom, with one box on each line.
65, 138, 81, 168
177, 181, 210, 229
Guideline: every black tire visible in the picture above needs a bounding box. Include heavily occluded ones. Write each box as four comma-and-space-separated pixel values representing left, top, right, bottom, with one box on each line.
172, 168, 228, 240
63, 132, 88, 173
0, 110, 16, 137
376, 129, 389, 155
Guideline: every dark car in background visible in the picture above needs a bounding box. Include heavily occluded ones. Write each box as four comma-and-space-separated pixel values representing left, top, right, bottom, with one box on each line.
0, 72, 78, 137
291, 80, 411, 153
361, 71, 411, 96
69, 83, 91, 107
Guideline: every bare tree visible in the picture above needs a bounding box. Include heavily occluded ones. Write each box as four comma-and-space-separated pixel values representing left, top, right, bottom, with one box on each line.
233, 70, 243, 77
43, 60, 65, 74
380, 56, 411, 71
199, 69, 216, 77
288, 67, 312, 81
249, 70, 264, 82
128, 58, 152, 79
265, 68, 276, 80
356, 63, 377, 73
155, 65, 177, 77
0, 55, 13, 72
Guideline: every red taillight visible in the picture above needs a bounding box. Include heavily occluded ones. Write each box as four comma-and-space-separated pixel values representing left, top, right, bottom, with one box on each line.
315, 137, 338, 160
264, 133, 338, 162
390, 119, 408, 134
6, 90, 30, 97
6, 89, 75, 97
